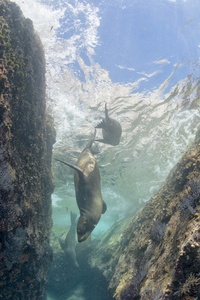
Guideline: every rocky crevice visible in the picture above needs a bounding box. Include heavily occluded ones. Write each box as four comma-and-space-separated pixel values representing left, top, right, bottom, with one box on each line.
89, 130, 200, 300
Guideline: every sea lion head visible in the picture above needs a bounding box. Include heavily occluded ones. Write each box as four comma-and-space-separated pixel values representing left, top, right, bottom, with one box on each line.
77, 215, 96, 243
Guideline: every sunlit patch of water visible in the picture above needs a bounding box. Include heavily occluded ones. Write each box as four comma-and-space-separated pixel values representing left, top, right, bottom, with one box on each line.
13, 0, 200, 237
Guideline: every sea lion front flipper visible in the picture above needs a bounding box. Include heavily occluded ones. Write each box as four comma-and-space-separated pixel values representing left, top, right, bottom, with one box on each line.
54, 158, 84, 178
102, 201, 107, 214
94, 138, 106, 144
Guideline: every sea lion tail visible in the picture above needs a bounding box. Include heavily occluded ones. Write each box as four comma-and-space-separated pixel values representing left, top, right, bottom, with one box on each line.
70, 211, 77, 226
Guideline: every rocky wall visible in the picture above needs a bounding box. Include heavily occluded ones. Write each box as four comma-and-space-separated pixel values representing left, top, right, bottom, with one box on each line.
0, 0, 55, 299
90, 129, 200, 299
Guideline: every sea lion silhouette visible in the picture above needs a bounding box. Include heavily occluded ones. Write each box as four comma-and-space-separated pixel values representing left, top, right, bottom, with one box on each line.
95, 103, 122, 146
59, 211, 79, 267
55, 131, 107, 242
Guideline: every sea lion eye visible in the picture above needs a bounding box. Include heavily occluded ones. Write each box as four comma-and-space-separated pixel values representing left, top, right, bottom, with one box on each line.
78, 228, 84, 234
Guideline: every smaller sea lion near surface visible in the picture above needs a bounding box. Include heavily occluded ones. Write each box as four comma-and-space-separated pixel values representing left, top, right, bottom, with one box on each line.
95, 103, 122, 146
55, 131, 107, 243
59, 211, 79, 267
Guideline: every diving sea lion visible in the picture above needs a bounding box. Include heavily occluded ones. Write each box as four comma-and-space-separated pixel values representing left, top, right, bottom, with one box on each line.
95, 103, 122, 146
55, 132, 107, 243
59, 211, 79, 267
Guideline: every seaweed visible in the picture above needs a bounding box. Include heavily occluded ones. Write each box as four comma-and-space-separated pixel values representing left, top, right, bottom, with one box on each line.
179, 177, 200, 217
150, 220, 166, 243
179, 273, 200, 296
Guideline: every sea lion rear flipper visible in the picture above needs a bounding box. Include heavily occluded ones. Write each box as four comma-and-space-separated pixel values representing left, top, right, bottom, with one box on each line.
102, 201, 107, 214
95, 119, 106, 129
95, 120, 104, 129
105, 103, 109, 121
54, 158, 84, 178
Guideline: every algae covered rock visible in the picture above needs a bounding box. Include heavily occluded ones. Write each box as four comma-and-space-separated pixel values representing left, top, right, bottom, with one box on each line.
90, 130, 200, 300
0, 0, 55, 299
89, 216, 132, 280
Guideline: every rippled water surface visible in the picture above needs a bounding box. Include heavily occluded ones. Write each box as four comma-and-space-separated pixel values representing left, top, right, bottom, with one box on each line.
13, 0, 200, 233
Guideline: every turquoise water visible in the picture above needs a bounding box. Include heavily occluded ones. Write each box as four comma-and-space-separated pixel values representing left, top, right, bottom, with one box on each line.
13, 0, 200, 299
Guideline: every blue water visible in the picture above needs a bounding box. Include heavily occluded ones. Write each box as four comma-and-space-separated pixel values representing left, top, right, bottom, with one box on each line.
12, 0, 200, 299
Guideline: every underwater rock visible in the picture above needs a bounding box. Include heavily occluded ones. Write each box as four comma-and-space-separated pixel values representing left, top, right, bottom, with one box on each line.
89, 128, 200, 299
1, 227, 27, 269
89, 216, 132, 280
47, 251, 81, 297
0, 1, 55, 299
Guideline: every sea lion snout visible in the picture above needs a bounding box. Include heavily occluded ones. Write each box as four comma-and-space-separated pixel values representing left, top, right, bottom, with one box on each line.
77, 215, 96, 243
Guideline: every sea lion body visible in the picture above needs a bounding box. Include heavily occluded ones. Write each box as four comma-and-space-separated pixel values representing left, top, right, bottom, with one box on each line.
59, 211, 79, 267
75, 148, 106, 242
95, 103, 122, 146
55, 134, 106, 243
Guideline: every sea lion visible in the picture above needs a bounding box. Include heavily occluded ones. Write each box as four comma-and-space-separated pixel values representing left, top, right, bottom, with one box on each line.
55, 132, 106, 243
59, 211, 79, 267
95, 103, 122, 146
